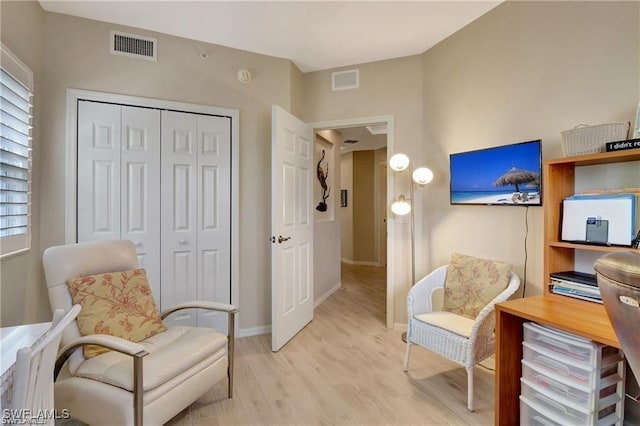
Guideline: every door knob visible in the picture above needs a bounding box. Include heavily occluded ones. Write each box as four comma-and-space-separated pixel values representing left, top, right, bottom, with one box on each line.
278, 235, 291, 244
133, 241, 142, 248
179, 238, 187, 245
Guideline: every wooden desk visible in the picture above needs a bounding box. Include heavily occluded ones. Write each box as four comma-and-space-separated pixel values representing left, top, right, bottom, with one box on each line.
494, 294, 619, 425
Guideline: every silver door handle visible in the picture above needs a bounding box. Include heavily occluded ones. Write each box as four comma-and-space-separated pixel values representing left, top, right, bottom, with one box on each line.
133, 241, 142, 248
179, 238, 187, 245
278, 235, 291, 244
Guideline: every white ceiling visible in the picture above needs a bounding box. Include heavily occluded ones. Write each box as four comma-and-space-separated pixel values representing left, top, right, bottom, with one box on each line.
337, 126, 387, 154
39, 1, 502, 73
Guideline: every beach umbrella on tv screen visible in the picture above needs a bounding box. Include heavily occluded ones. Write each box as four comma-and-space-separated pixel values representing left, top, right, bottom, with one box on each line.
493, 167, 539, 192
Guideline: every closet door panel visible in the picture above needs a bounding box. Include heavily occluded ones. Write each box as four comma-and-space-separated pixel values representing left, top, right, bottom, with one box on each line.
121, 106, 161, 303
161, 110, 198, 327
196, 116, 232, 330
77, 101, 121, 242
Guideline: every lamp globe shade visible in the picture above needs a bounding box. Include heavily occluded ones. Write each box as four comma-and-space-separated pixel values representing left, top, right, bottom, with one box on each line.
391, 197, 411, 216
412, 167, 434, 185
389, 153, 410, 171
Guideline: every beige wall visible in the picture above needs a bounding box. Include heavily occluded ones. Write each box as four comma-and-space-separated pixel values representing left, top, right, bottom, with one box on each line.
340, 149, 383, 265
290, 62, 304, 117
313, 130, 342, 302
302, 55, 423, 322
353, 151, 376, 263
0, 0, 47, 326
421, 0, 639, 301
340, 152, 354, 261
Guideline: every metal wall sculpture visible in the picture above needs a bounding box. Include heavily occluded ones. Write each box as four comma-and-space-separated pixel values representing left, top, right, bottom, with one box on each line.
316, 149, 330, 212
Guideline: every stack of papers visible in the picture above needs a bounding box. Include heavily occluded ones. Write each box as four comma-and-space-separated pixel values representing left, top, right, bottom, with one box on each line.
550, 271, 601, 304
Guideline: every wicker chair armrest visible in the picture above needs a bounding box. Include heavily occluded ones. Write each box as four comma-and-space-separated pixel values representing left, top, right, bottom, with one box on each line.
161, 301, 238, 319
408, 265, 449, 317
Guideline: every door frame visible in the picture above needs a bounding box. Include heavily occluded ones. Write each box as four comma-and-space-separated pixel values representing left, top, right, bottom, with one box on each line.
309, 115, 395, 329
64, 89, 240, 329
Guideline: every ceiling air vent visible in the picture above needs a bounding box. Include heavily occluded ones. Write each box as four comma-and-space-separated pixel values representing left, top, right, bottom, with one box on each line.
110, 31, 157, 61
332, 69, 359, 91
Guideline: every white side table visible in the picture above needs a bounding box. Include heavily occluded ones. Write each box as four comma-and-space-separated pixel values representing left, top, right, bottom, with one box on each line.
1, 322, 51, 406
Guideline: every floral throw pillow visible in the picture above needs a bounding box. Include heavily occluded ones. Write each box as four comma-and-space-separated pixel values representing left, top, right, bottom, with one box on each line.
442, 253, 513, 320
67, 269, 166, 358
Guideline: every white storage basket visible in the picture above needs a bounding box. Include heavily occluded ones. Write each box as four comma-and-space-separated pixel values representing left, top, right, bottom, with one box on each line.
561, 122, 630, 156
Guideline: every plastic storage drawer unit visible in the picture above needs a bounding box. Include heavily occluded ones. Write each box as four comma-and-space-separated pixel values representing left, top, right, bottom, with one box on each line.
520, 322, 625, 426
522, 360, 622, 411
520, 395, 619, 426
523, 322, 619, 364
522, 339, 623, 388
521, 378, 620, 425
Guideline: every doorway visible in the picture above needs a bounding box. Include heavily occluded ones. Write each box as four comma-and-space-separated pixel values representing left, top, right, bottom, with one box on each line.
310, 116, 395, 328
335, 125, 387, 268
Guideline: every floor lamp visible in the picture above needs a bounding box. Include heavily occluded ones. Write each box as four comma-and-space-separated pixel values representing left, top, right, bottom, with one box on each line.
389, 153, 433, 343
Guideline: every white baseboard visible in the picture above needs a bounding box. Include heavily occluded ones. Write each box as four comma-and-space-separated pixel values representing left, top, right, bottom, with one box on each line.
237, 282, 342, 338
315, 281, 342, 307
341, 258, 380, 267
238, 325, 271, 338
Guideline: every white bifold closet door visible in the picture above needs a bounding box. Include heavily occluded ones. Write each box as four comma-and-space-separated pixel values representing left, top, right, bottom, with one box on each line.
77, 101, 231, 332
160, 110, 231, 330
77, 101, 161, 302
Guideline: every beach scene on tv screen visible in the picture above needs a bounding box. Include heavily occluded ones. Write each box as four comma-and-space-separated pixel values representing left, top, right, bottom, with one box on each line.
450, 141, 541, 205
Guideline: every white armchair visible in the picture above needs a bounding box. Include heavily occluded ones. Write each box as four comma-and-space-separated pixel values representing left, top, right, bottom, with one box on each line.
403, 265, 520, 411
42, 240, 238, 426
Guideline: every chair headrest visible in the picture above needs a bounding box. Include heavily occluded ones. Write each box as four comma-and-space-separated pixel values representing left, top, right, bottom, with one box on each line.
43, 239, 139, 289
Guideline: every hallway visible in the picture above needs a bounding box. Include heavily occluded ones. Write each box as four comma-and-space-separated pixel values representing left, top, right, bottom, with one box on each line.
336, 262, 387, 325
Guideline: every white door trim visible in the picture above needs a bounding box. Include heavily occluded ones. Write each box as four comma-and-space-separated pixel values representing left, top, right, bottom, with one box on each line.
65, 89, 240, 329
308, 115, 395, 329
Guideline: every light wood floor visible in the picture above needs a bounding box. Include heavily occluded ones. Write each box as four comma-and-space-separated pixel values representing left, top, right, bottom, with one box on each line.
165, 263, 496, 425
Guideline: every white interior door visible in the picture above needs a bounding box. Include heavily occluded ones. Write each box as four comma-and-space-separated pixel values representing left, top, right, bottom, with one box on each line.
76, 97, 233, 332
78, 101, 162, 303
161, 110, 198, 327
77, 101, 121, 242
161, 110, 232, 330
120, 106, 161, 302
195, 114, 232, 331
271, 105, 314, 352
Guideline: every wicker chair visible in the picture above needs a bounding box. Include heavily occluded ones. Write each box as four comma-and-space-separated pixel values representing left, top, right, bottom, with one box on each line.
403, 265, 520, 411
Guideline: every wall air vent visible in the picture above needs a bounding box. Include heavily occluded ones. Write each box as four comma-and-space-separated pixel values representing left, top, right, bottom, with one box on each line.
110, 31, 157, 61
332, 69, 359, 91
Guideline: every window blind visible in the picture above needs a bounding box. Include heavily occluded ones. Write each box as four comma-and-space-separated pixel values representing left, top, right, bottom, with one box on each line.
0, 66, 32, 255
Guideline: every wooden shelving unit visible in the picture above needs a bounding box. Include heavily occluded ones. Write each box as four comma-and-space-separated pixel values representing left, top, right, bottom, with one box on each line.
543, 148, 640, 289
494, 148, 640, 425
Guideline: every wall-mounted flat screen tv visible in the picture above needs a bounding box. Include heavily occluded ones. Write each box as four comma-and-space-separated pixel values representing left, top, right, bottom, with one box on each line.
449, 139, 542, 206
